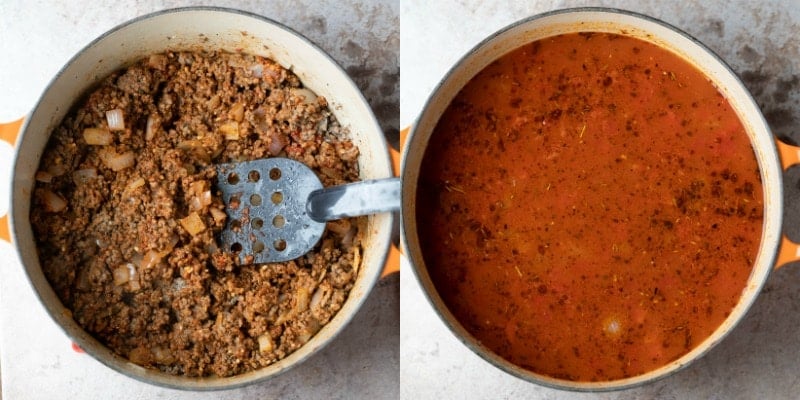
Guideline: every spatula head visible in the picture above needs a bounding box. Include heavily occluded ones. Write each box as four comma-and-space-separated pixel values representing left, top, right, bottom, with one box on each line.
215, 158, 325, 264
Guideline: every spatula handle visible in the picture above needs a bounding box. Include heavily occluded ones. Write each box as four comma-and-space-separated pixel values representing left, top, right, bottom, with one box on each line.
307, 177, 401, 222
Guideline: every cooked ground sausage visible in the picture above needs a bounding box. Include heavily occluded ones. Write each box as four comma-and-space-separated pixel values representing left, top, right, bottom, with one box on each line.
30, 51, 362, 377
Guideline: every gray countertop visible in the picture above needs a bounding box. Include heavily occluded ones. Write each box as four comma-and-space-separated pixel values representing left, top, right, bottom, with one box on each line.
400, 0, 800, 399
0, 1, 398, 399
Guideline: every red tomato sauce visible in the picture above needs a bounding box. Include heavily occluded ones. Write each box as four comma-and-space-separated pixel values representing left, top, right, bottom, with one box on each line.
417, 32, 763, 381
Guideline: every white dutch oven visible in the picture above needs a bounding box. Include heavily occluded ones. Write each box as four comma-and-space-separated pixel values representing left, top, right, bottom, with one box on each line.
8, 7, 395, 390
402, 7, 800, 391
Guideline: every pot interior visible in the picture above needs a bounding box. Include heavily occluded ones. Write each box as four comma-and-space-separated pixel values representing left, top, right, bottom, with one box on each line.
11, 7, 393, 390
402, 7, 780, 391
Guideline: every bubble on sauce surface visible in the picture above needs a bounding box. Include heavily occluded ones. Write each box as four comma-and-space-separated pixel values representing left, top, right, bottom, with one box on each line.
603, 315, 623, 337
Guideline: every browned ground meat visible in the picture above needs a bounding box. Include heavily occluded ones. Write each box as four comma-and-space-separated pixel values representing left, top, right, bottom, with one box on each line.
30, 51, 363, 377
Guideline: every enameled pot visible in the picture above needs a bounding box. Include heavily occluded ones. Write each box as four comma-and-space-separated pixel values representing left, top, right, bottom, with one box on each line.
401, 7, 800, 391
7, 7, 395, 390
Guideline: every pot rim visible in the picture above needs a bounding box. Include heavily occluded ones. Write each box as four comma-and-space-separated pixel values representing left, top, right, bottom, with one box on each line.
402, 6, 780, 392
10, 6, 393, 391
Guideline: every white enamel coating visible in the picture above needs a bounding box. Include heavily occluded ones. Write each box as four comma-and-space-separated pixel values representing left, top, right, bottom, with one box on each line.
402, 8, 781, 391
10, 7, 393, 390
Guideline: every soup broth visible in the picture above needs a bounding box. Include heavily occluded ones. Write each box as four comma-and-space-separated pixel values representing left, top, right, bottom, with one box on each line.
417, 32, 763, 381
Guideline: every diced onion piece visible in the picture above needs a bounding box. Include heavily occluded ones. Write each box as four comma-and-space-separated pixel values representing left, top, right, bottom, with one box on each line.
211, 146, 224, 159
145, 115, 156, 141
294, 287, 310, 314
83, 127, 113, 145
268, 139, 285, 156
297, 329, 313, 344
46, 163, 66, 177
35, 171, 53, 183
209, 207, 227, 224
249, 63, 264, 78
189, 191, 212, 211
177, 140, 199, 150
125, 176, 146, 193
274, 287, 310, 326
320, 167, 339, 179
352, 246, 361, 276
189, 197, 202, 211
208, 94, 221, 109
128, 262, 141, 290
309, 284, 331, 313
72, 168, 98, 185
258, 334, 274, 353
309, 288, 324, 312
219, 121, 239, 140
297, 331, 312, 345
263, 65, 280, 81
268, 129, 288, 156
321, 238, 335, 253
161, 234, 179, 257
151, 345, 174, 364
180, 212, 206, 236
148, 54, 167, 71
140, 249, 161, 270
337, 143, 359, 162
78, 238, 97, 258
341, 228, 356, 248
188, 181, 212, 210
172, 277, 187, 291
41, 189, 67, 212
105, 109, 125, 131
291, 88, 317, 105
229, 102, 245, 122
205, 243, 218, 255
317, 117, 328, 132
189, 180, 206, 196
183, 163, 196, 175
326, 219, 351, 236
128, 346, 149, 364
177, 140, 210, 163
253, 107, 268, 130
297, 317, 321, 345
99, 149, 135, 171
274, 312, 289, 326
76, 267, 91, 291
112, 263, 132, 286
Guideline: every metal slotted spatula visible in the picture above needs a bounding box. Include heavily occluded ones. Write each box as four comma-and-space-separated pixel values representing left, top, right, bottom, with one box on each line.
215, 158, 400, 264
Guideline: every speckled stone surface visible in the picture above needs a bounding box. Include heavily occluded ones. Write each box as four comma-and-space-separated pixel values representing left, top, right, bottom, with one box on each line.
401, 0, 800, 399
0, 1, 398, 399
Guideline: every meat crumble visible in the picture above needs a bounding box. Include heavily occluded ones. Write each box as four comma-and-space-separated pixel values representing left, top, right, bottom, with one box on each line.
30, 51, 363, 377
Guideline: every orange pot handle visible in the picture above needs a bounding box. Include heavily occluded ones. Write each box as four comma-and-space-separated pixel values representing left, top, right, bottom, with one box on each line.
380, 127, 408, 278
775, 139, 800, 269
0, 118, 23, 244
